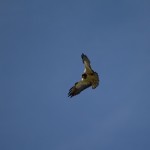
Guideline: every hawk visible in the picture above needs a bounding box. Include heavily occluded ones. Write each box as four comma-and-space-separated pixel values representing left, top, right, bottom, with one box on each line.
68, 53, 99, 97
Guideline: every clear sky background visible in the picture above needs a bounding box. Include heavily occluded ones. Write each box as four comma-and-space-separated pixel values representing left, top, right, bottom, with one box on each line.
1, 0, 150, 150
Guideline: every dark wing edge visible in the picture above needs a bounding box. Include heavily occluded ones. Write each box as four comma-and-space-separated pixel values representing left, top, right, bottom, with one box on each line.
81, 53, 91, 68
68, 80, 91, 98
81, 53, 91, 64
81, 53, 93, 74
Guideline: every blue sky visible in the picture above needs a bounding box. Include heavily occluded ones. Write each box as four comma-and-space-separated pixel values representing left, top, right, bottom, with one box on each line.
0, 0, 150, 150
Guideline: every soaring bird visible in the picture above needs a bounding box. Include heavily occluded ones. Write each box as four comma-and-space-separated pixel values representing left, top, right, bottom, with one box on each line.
68, 53, 99, 97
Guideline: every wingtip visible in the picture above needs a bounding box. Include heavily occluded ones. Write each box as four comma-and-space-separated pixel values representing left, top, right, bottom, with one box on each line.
68, 94, 72, 98
81, 53, 85, 57
68, 88, 74, 98
68, 93, 73, 98
81, 53, 87, 62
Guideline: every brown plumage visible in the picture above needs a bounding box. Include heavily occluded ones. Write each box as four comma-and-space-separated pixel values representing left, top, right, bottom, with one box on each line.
68, 53, 99, 98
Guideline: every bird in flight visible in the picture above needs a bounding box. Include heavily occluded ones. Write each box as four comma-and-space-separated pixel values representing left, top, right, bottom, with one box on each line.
68, 53, 99, 97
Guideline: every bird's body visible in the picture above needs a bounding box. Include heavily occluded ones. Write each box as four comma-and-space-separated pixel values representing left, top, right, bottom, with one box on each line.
68, 53, 99, 97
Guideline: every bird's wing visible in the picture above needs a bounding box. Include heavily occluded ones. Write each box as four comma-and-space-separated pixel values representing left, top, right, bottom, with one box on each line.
68, 79, 91, 97
81, 53, 93, 74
